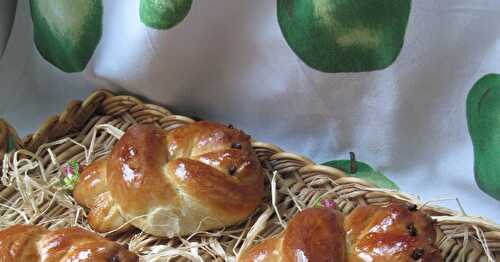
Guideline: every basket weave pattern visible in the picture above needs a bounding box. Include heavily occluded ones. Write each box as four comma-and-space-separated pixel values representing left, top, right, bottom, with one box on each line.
0, 90, 499, 261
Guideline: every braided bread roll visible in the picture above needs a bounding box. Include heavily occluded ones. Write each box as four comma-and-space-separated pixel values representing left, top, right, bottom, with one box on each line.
345, 203, 442, 261
240, 207, 346, 261
239, 203, 443, 262
74, 121, 264, 237
0, 225, 138, 261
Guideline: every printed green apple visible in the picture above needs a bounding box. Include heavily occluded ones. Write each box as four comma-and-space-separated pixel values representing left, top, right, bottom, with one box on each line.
30, 0, 103, 72
140, 0, 192, 30
466, 74, 500, 201
323, 153, 399, 190
277, 0, 411, 73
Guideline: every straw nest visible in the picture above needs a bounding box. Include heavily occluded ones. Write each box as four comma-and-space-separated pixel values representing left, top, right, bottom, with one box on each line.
0, 90, 499, 261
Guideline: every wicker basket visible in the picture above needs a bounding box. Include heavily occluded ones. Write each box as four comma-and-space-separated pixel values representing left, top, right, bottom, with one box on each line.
0, 89, 499, 261
0, 118, 23, 157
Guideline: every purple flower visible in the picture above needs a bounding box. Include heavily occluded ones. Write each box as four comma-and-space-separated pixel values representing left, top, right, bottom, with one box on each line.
320, 199, 337, 209
64, 164, 74, 178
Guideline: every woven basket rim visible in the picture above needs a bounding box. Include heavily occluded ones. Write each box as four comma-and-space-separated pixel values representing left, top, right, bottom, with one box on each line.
1, 89, 499, 261
0, 118, 23, 157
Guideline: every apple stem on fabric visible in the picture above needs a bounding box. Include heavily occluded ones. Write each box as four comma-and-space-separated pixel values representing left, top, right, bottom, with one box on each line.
349, 152, 357, 174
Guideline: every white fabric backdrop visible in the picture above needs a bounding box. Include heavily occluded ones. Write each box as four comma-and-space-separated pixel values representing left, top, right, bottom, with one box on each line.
1, 0, 499, 221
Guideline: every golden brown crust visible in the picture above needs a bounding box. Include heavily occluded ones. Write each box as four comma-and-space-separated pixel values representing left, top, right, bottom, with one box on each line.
0, 225, 138, 262
239, 204, 443, 262
166, 150, 263, 219
239, 237, 283, 262
283, 208, 346, 261
86, 192, 128, 233
73, 157, 128, 233
166, 121, 253, 159
0, 225, 44, 261
38, 227, 138, 262
239, 208, 346, 262
75, 121, 264, 237
107, 124, 176, 221
345, 203, 443, 262
73, 157, 108, 208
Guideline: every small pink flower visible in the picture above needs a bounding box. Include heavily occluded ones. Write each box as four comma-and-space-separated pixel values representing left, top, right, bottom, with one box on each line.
320, 199, 337, 209
62, 161, 83, 190
62, 161, 83, 179
64, 164, 74, 178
